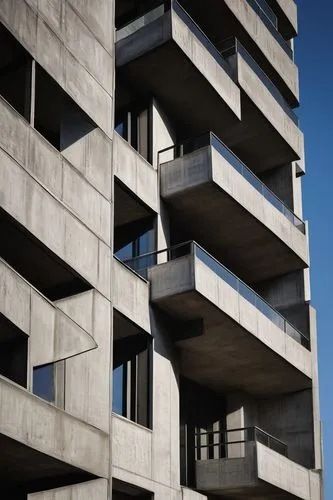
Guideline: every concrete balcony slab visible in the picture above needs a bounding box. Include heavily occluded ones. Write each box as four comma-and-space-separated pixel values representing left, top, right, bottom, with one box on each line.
160, 137, 308, 283
147, 247, 311, 396
266, 0, 298, 39
0, 376, 108, 490
180, 0, 298, 106
196, 442, 321, 500
223, 41, 303, 171
116, 2, 241, 139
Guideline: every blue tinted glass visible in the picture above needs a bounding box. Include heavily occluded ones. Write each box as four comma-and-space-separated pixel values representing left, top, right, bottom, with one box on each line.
112, 365, 124, 415
33, 364, 54, 402
115, 242, 133, 261
115, 121, 125, 138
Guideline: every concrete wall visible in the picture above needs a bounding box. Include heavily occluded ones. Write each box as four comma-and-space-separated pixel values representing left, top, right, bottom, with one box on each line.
113, 133, 158, 213
224, 0, 299, 100
257, 442, 319, 499
0, 0, 114, 136
113, 258, 151, 334
0, 375, 109, 477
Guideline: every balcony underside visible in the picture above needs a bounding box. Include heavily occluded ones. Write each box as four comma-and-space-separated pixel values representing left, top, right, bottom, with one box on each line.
0, 434, 94, 494
225, 93, 300, 173
116, 13, 240, 138
149, 258, 311, 396
179, 0, 297, 106
166, 182, 306, 283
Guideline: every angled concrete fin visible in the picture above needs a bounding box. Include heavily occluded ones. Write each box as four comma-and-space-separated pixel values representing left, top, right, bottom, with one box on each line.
55, 289, 94, 334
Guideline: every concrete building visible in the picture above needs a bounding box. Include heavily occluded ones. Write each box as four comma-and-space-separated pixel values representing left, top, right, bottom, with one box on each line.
0, 0, 323, 499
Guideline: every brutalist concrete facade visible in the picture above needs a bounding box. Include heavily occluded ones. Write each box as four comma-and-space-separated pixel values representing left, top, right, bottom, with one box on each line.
0, 1, 323, 500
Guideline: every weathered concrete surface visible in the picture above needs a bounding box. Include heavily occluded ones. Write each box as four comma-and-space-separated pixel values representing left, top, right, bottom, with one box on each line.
113, 132, 158, 213
267, 0, 298, 38
161, 145, 308, 283
0, 145, 110, 299
0, 95, 111, 243
181, 0, 298, 106
236, 52, 303, 169
113, 258, 151, 334
0, 0, 114, 136
149, 254, 312, 396
28, 479, 108, 500
196, 442, 321, 499
0, 375, 109, 477
116, 9, 241, 141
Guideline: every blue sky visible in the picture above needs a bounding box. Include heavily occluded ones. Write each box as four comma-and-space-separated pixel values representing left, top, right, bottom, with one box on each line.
295, 1, 333, 495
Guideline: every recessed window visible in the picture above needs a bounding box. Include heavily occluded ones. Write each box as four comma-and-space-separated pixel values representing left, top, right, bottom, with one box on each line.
0, 314, 28, 388
0, 23, 32, 119
112, 312, 152, 428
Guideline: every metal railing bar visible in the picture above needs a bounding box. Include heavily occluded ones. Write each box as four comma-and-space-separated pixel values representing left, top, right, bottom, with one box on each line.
120, 241, 310, 348
158, 132, 305, 233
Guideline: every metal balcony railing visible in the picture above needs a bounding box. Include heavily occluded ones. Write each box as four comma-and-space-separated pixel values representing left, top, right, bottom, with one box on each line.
122, 241, 310, 349
220, 37, 299, 125
195, 426, 288, 459
116, 0, 233, 78
246, 0, 293, 59
158, 132, 305, 233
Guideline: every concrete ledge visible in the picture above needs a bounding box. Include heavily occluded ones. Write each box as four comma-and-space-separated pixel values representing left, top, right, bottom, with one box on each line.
113, 133, 158, 213
0, 145, 110, 298
0, 375, 109, 477
196, 442, 320, 499
0, 96, 111, 244
28, 479, 108, 500
113, 258, 151, 334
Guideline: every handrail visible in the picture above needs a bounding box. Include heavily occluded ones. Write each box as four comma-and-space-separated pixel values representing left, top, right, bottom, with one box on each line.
246, 0, 293, 59
195, 426, 288, 457
254, 0, 278, 27
158, 132, 305, 233
220, 37, 298, 125
122, 241, 310, 349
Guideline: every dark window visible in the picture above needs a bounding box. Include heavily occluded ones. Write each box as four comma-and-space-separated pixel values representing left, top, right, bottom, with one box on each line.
0, 314, 28, 388
0, 23, 32, 119
34, 64, 96, 151
115, 103, 152, 163
112, 312, 152, 428
33, 364, 55, 403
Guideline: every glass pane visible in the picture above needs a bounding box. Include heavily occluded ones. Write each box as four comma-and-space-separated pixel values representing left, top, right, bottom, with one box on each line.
33, 364, 54, 402
112, 364, 125, 416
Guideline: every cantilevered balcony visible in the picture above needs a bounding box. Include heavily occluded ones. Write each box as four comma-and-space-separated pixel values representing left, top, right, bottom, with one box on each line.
0, 375, 107, 493
159, 133, 308, 283
180, 0, 299, 106
220, 38, 303, 171
116, 1, 241, 138
122, 242, 311, 397
194, 427, 321, 499
266, 0, 298, 39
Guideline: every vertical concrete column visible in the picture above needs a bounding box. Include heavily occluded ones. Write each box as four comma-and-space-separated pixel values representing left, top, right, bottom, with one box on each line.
226, 393, 245, 458
152, 98, 176, 261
